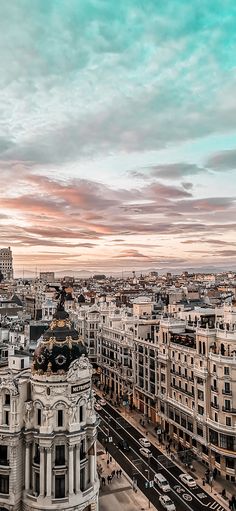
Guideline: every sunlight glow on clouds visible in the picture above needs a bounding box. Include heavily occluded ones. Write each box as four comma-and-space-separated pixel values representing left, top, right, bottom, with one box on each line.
0, 0, 236, 274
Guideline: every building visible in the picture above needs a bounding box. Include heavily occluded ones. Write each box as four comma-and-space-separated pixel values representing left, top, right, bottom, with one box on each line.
39, 272, 55, 283
0, 247, 13, 281
0, 302, 99, 511
79, 296, 236, 481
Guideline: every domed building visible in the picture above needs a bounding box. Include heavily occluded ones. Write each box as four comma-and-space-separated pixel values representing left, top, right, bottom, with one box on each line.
0, 296, 99, 511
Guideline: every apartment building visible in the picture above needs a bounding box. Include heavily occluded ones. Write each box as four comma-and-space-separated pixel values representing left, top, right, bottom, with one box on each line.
0, 247, 13, 281
77, 295, 236, 481
156, 303, 236, 481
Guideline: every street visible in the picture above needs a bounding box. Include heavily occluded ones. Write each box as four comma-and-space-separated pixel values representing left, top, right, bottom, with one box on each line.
96, 398, 226, 511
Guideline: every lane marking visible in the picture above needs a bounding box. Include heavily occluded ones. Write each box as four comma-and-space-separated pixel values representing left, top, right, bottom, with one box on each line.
98, 406, 221, 510
98, 425, 162, 499
99, 418, 193, 511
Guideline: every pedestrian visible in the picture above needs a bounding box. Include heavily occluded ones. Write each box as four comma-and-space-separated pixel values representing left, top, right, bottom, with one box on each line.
105, 446, 108, 455
110, 456, 112, 463
102, 477, 106, 486
116, 469, 119, 478
139, 418, 142, 425
111, 470, 115, 478
119, 469, 122, 477
107, 459, 109, 467
146, 431, 149, 436
213, 468, 217, 480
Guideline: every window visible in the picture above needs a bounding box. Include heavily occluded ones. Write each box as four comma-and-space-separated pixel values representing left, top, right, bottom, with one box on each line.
224, 400, 231, 411
37, 408, 41, 426
0, 475, 9, 494
197, 427, 203, 437
5, 394, 10, 406
57, 410, 63, 427
79, 405, 84, 422
35, 472, 40, 495
198, 390, 204, 400
55, 445, 65, 466
226, 417, 231, 427
213, 364, 216, 372
191, 357, 193, 365
80, 468, 86, 492
55, 475, 65, 498
21, 359, 24, 369
224, 382, 231, 394
224, 367, 230, 376
0, 445, 8, 466
4, 411, 9, 425
198, 405, 204, 416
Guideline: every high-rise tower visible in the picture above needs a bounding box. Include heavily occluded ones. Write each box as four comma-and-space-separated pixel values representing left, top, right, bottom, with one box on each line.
0, 246, 13, 280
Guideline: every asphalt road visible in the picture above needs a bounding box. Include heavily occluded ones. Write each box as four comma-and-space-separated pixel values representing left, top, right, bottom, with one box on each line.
96, 398, 225, 511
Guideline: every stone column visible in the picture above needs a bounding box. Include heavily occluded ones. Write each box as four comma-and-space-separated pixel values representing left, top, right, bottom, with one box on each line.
68, 446, 74, 495
46, 447, 52, 497
25, 443, 30, 492
40, 446, 45, 496
75, 444, 80, 493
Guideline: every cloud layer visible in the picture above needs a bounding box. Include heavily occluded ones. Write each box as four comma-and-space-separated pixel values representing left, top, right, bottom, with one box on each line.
0, 1, 236, 272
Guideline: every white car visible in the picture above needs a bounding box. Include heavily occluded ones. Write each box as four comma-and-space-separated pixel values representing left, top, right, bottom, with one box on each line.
139, 437, 151, 448
154, 473, 171, 492
99, 399, 107, 406
159, 495, 176, 511
94, 403, 102, 411
139, 447, 152, 458
179, 473, 197, 488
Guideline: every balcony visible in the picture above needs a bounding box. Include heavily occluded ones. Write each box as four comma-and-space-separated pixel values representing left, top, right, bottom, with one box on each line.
222, 389, 232, 396
211, 402, 219, 410
209, 352, 236, 365
0, 459, 9, 466
222, 407, 236, 414
211, 386, 218, 392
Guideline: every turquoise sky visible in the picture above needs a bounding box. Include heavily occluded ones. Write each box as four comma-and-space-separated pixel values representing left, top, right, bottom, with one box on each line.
0, 0, 236, 274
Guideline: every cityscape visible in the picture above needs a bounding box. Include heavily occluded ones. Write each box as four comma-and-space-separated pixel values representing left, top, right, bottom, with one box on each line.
1, 2, 236, 511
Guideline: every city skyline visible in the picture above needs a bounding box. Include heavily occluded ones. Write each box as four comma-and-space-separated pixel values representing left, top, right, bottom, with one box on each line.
1, 1, 236, 275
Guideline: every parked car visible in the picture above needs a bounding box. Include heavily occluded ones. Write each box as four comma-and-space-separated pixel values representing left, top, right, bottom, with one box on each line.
159, 495, 176, 511
94, 403, 102, 411
118, 440, 130, 452
139, 447, 152, 458
154, 473, 171, 492
179, 473, 197, 488
99, 399, 107, 406
139, 437, 151, 448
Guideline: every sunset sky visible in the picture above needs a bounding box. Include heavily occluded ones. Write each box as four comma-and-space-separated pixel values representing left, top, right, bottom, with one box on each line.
1, 0, 236, 276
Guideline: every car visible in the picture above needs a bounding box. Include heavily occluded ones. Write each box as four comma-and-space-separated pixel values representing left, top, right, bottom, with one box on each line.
139, 447, 152, 458
94, 403, 102, 411
139, 437, 151, 448
179, 473, 197, 488
154, 473, 171, 492
159, 495, 176, 511
99, 399, 107, 406
118, 440, 130, 452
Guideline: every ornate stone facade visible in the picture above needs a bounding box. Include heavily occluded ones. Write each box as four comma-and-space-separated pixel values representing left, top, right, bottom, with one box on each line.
0, 307, 99, 511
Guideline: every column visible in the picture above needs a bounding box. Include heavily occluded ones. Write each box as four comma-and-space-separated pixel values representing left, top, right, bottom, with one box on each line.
46, 447, 52, 497
25, 443, 30, 492
69, 446, 74, 495
75, 444, 80, 493
40, 447, 45, 496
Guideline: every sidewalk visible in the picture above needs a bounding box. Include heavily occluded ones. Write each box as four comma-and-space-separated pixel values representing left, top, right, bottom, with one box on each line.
117, 405, 235, 510
97, 442, 156, 511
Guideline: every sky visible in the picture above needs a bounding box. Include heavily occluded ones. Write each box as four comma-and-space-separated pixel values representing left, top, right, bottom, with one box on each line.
0, 0, 236, 276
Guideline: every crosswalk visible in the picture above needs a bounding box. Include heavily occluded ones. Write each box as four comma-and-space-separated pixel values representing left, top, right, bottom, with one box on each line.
209, 502, 225, 511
